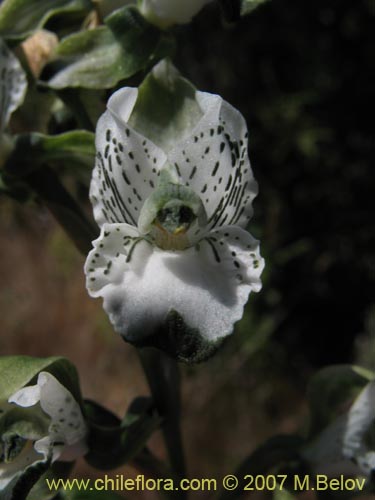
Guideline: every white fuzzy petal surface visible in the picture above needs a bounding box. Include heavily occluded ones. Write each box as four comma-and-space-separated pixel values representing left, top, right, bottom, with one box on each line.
85, 224, 263, 342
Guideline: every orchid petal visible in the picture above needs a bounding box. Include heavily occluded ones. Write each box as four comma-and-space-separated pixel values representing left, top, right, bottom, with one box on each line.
304, 380, 375, 477
36, 372, 87, 458
90, 87, 166, 227
0, 38, 27, 132
343, 379, 375, 475
168, 91, 258, 230
84, 222, 150, 296
8, 385, 41, 407
303, 417, 360, 476
8, 372, 87, 463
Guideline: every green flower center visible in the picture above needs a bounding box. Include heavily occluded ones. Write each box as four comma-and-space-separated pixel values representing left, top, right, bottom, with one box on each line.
138, 166, 207, 251
151, 202, 197, 250
156, 204, 196, 235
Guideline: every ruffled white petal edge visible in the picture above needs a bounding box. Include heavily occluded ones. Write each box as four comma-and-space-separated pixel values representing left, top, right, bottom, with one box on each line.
90, 87, 167, 227
0, 39, 27, 132
84, 222, 145, 297
85, 223, 264, 343
9, 372, 88, 463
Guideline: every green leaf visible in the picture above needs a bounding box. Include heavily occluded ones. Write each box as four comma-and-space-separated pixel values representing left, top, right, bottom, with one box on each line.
218, 435, 304, 500
29, 167, 98, 254
0, 170, 31, 202
0, 453, 74, 500
241, 0, 270, 16
47, 6, 174, 89
2, 455, 52, 500
1, 132, 98, 254
307, 364, 373, 438
35, 130, 95, 166
128, 59, 202, 152
83, 398, 161, 470
0, 438, 75, 500
28, 462, 74, 500
55, 88, 106, 131
0, 356, 82, 408
0, 0, 92, 40
3, 131, 95, 177
0, 406, 49, 442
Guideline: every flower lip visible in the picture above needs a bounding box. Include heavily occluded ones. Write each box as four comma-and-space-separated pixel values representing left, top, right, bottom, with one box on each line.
85, 222, 264, 350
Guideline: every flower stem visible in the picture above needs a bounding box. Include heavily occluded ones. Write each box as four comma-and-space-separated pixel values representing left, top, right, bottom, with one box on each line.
138, 348, 187, 497
24, 166, 97, 255
56, 88, 95, 132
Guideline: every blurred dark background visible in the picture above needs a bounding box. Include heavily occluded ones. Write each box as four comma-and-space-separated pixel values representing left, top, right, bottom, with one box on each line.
1, 0, 374, 496
179, 0, 375, 370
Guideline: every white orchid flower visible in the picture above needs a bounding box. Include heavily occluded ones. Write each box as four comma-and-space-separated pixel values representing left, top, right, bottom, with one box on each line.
303, 379, 375, 478
0, 372, 88, 491
85, 61, 264, 361
0, 38, 27, 133
139, 0, 213, 28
